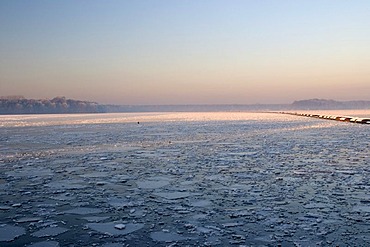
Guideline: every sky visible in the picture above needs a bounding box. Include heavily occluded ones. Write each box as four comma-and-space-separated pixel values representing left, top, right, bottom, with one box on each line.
1, 0, 370, 105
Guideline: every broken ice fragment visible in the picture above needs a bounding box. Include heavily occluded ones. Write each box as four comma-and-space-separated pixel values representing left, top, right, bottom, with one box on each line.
352, 205, 370, 213
101, 243, 123, 247
222, 222, 244, 228
6, 168, 53, 178
153, 192, 193, 200
114, 224, 126, 230
0, 224, 26, 242
108, 198, 136, 208
150, 231, 187, 242
64, 207, 102, 215
0, 206, 11, 210
47, 180, 87, 190
80, 171, 110, 178
229, 210, 252, 218
87, 222, 144, 236
15, 217, 42, 223
196, 227, 213, 234
136, 179, 170, 189
303, 203, 334, 209
27, 240, 60, 247
190, 200, 211, 207
32, 226, 68, 237
82, 216, 110, 222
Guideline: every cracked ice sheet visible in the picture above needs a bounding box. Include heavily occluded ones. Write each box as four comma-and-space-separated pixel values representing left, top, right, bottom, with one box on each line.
2, 112, 370, 246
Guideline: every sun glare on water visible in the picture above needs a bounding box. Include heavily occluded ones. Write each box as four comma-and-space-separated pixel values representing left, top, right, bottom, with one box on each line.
1, 111, 370, 128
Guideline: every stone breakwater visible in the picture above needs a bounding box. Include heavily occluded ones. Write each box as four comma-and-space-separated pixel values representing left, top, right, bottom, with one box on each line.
278, 112, 370, 124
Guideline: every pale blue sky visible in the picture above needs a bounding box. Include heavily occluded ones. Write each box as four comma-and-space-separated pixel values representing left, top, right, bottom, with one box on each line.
1, 0, 370, 104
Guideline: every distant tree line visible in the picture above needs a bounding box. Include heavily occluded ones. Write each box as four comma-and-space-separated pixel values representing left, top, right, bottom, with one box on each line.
0, 96, 106, 114
1, 97, 369, 114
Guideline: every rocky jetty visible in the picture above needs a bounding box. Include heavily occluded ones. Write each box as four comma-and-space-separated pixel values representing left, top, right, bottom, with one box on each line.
279, 112, 370, 124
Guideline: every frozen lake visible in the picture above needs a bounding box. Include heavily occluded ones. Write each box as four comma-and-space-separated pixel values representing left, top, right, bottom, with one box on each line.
1, 112, 370, 246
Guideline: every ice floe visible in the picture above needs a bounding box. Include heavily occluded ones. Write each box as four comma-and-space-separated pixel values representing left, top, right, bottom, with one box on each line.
150, 231, 188, 242
31, 226, 68, 237
27, 241, 60, 247
86, 222, 144, 236
0, 224, 26, 241
63, 207, 102, 215
153, 192, 195, 200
